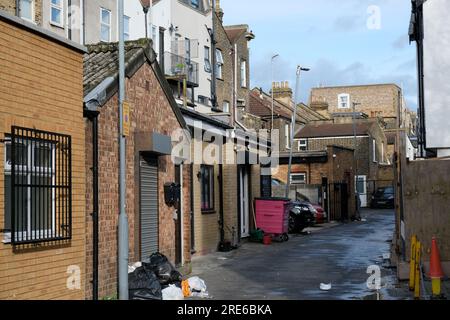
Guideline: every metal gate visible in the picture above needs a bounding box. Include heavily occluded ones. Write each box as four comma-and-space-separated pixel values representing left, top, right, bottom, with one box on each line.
140, 156, 159, 258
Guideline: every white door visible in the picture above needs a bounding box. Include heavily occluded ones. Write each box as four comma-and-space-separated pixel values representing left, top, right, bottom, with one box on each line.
356, 175, 367, 207
240, 168, 250, 237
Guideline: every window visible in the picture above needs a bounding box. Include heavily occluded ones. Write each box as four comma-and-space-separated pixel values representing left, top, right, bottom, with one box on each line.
216, 49, 224, 79
190, 0, 200, 9
285, 123, 291, 149
290, 173, 306, 185
372, 139, 377, 163
200, 165, 214, 212
19, 0, 34, 22
4, 127, 72, 244
50, 0, 63, 26
124, 15, 130, 41
204, 46, 211, 73
240, 60, 247, 87
223, 101, 230, 113
100, 8, 111, 42
298, 139, 307, 151
338, 93, 350, 109
152, 25, 157, 50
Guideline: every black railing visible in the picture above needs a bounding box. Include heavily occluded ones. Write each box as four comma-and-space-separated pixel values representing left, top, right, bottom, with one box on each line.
164, 51, 199, 85
10, 126, 72, 244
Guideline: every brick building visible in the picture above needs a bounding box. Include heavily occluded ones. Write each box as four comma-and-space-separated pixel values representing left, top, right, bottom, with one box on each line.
309, 83, 417, 135
295, 120, 389, 207
83, 39, 191, 299
0, 11, 87, 299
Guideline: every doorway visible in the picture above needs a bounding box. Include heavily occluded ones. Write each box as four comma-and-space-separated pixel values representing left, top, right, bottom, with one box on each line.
140, 155, 159, 259
356, 175, 367, 207
239, 166, 250, 238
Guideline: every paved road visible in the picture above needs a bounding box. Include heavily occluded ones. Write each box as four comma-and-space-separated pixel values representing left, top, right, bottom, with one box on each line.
190, 209, 403, 300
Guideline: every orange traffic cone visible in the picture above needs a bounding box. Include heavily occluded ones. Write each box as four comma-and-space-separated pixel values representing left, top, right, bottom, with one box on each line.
429, 237, 444, 297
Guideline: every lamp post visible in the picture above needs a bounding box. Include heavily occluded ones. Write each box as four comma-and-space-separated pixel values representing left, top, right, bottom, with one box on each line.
271, 54, 279, 131
352, 102, 361, 220
285, 66, 310, 198
140, 0, 152, 39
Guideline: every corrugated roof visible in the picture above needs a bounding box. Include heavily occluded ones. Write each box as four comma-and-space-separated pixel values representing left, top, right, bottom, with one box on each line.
296, 122, 373, 138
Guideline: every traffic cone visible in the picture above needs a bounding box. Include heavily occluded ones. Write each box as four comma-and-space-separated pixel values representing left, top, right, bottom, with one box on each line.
429, 237, 444, 298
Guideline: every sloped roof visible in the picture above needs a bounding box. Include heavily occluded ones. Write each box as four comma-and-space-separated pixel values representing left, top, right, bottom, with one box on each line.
296, 122, 373, 139
249, 88, 328, 124
83, 38, 187, 129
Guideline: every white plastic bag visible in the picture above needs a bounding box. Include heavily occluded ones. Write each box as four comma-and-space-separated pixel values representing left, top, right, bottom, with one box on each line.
187, 276, 207, 292
162, 284, 184, 300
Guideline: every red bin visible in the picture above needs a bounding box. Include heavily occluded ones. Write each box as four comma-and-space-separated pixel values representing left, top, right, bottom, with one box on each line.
255, 198, 291, 237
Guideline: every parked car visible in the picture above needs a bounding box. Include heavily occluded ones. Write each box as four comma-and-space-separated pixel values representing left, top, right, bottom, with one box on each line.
370, 186, 395, 208
271, 178, 285, 186
288, 201, 316, 233
296, 193, 327, 224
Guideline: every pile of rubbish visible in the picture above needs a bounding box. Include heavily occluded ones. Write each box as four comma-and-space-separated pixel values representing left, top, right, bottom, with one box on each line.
128, 252, 209, 300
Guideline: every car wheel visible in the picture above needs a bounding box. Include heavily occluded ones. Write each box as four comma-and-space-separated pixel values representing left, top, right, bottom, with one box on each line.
288, 216, 297, 233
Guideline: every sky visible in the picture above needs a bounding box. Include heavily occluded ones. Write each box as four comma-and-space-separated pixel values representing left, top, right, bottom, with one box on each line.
220, 0, 418, 110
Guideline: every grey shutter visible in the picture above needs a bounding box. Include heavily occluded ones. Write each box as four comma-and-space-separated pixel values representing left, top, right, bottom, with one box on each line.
140, 159, 159, 258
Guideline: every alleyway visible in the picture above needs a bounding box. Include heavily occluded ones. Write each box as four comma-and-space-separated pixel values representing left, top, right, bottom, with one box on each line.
190, 209, 406, 300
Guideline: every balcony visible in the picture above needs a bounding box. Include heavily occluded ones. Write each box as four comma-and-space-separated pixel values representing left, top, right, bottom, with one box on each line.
163, 51, 199, 87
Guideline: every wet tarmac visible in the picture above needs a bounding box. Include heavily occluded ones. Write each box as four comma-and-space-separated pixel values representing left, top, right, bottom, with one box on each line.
189, 208, 408, 300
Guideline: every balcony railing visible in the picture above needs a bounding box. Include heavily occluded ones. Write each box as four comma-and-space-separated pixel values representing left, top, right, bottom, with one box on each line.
164, 51, 199, 86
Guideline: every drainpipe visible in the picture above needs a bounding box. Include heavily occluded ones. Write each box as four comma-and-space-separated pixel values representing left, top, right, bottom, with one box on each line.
68, 0, 72, 40
85, 111, 99, 300
15, 0, 19, 17
210, 0, 218, 109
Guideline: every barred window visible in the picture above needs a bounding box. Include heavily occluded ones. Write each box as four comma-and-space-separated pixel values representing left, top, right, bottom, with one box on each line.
3, 127, 71, 244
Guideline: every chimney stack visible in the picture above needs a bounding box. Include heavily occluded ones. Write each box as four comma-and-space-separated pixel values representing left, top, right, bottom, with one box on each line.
215, 0, 224, 22
271, 81, 293, 106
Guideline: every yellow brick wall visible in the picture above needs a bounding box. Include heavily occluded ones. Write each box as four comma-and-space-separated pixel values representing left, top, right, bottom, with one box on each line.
0, 18, 85, 300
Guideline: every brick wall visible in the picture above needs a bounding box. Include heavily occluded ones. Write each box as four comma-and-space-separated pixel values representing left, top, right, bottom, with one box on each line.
310, 84, 400, 124
215, 12, 233, 114
0, 17, 85, 299
84, 62, 190, 299
222, 164, 237, 243
0, 0, 43, 25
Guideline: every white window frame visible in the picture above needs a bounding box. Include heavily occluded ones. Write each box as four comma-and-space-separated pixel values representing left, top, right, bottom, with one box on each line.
338, 93, 350, 109
298, 139, 307, 151
216, 49, 224, 79
204, 46, 211, 73
240, 60, 247, 88
124, 15, 130, 41
50, 0, 64, 27
290, 173, 306, 185
285, 123, 291, 149
100, 7, 111, 42
372, 138, 377, 163
3, 139, 57, 243
19, 0, 35, 23
223, 101, 230, 113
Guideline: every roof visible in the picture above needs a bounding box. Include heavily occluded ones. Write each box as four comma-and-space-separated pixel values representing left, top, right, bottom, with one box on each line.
179, 107, 233, 129
296, 122, 373, 139
0, 10, 86, 53
249, 89, 327, 123
311, 83, 401, 91
224, 25, 253, 43
83, 38, 187, 129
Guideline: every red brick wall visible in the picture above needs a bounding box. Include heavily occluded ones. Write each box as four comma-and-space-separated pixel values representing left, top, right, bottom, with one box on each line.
85, 62, 190, 299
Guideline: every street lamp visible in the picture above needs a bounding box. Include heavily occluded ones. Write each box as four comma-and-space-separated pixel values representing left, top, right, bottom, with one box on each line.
140, 0, 152, 39
271, 54, 279, 131
352, 102, 361, 220
285, 66, 310, 198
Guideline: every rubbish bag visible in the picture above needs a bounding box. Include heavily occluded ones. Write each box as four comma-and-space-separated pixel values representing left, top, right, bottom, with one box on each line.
128, 266, 162, 300
162, 284, 184, 300
143, 252, 181, 285
181, 280, 191, 297
187, 276, 207, 293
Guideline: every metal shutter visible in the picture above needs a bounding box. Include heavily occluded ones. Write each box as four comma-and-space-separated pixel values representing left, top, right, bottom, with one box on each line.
140, 158, 159, 258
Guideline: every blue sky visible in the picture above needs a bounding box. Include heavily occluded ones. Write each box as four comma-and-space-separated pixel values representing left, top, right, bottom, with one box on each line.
220, 0, 418, 110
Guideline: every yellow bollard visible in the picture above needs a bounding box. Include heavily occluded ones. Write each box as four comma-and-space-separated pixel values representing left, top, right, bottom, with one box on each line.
409, 235, 417, 291
414, 241, 421, 300
432, 278, 441, 297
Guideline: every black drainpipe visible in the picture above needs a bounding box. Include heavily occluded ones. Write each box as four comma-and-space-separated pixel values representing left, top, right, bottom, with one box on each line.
68, 0, 72, 40
15, 0, 19, 17
85, 110, 99, 300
